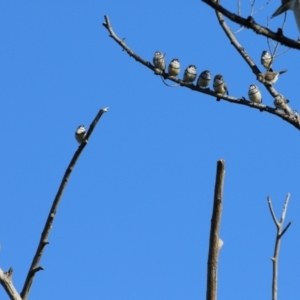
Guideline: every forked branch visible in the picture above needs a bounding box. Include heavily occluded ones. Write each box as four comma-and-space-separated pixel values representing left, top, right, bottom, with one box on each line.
206, 159, 225, 300
267, 194, 292, 300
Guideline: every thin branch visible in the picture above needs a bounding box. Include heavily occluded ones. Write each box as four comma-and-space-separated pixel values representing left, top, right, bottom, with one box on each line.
202, 0, 300, 50
102, 15, 300, 131
267, 194, 292, 300
215, 7, 261, 80
266, 12, 290, 64
206, 159, 225, 300
0, 268, 22, 300
234, 0, 271, 34
252, 0, 271, 15
267, 196, 279, 228
280, 221, 292, 237
20, 107, 109, 300
279, 193, 290, 223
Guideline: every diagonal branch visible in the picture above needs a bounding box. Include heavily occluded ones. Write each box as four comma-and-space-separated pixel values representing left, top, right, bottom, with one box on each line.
202, 0, 300, 50
206, 159, 225, 300
214, 5, 281, 100
20, 107, 109, 300
267, 194, 292, 300
102, 15, 300, 131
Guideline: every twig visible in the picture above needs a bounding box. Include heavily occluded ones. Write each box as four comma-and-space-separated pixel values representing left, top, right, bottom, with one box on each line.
266, 12, 289, 65
234, 0, 270, 34
201, 0, 300, 50
252, 0, 271, 15
20, 107, 109, 300
206, 160, 225, 300
0, 268, 22, 300
267, 194, 292, 300
102, 15, 300, 131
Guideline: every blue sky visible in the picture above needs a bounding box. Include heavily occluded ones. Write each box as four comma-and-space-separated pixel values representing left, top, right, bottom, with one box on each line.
1, 1, 299, 299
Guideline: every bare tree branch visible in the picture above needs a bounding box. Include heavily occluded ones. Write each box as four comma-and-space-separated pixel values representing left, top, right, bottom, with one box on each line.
266, 12, 290, 64
206, 159, 225, 300
267, 196, 279, 228
0, 268, 22, 300
202, 0, 300, 50
20, 107, 109, 300
280, 221, 292, 237
102, 15, 300, 131
234, 0, 271, 34
267, 194, 292, 300
215, 5, 277, 97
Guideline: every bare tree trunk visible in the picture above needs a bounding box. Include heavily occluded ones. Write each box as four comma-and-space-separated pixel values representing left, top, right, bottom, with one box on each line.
206, 160, 225, 300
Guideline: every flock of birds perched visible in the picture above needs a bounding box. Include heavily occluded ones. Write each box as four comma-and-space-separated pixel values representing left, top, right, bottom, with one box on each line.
73, 1, 300, 144
75, 0, 300, 145
152, 50, 293, 116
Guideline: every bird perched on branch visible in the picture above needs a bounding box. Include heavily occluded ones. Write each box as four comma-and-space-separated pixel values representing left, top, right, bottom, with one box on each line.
183, 65, 197, 83
271, 0, 300, 32
260, 51, 273, 71
274, 94, 292, 115
75, 125, 87, 144
153, 51, 165, 71
257, 69, 287, 85
248, 84, 262, 104
213, 74, 228, 95
197, 70, 211, 88
168, 59, 180, 76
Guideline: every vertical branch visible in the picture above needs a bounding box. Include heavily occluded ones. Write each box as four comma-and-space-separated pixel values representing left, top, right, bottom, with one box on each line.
206, 159, 225, 300
267, 194, 292, 300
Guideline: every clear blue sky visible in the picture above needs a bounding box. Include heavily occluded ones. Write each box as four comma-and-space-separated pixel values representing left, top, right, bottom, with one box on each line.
1, 1, 299, 299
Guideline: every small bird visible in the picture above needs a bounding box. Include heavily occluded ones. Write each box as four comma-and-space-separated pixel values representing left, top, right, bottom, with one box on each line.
213, 74, 229, 95
197, 70, 211, 88
260, 50, 273, 70
153, 51, 165, 71
75, 125, 87, 144
271, 0, 300, 32
274, 94, 292, 115
257, 69, 287, 85
248, 84, 262, 104
183, 65, 197, 83
168, 58, 180, 76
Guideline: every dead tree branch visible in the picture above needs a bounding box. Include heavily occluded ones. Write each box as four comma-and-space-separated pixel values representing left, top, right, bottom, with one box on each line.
19, 107, 109, 300
206, 159, 225, 300
267, 194, 292, 300
102, 15, 300, 131
214, 5, 280, 98
0, 268, 22, 300
202, 0, 300, 50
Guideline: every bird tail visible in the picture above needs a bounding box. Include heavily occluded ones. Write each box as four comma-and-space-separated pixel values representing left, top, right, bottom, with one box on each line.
284, 106, 292, 115
279, 69, 288, 74
271, 3, 290, 18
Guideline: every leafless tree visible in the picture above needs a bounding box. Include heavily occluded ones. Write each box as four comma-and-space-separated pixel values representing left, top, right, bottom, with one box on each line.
0, 1, 295, 299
